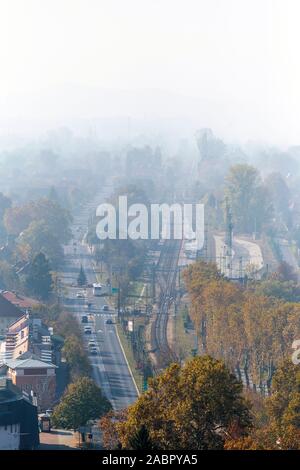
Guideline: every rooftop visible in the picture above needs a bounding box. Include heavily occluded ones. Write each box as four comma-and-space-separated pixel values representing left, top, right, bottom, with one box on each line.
0, 291, 39, 310
0, 377, 23, 403
5, 353, 57, 370
0, 293, 24, 318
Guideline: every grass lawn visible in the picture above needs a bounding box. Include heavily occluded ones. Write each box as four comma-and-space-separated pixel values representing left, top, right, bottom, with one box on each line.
174, 306, 198, 362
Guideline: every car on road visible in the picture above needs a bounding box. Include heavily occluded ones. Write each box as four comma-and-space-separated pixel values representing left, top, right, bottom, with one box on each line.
106, 319, 113, 325
102, 305, 109, 312
89, 347, 98, 355
76, 292, 84, 298
81, 315, 88, 323
84, 326, 92, 334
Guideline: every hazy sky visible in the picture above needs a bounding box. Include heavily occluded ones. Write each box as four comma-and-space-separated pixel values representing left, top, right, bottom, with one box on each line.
0, 0, 299, 144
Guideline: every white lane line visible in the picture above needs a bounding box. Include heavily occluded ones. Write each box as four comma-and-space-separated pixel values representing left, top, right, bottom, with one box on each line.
115, 326, 140, 397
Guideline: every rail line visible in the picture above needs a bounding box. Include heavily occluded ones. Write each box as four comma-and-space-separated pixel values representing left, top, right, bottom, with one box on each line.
152, 238, 182, 368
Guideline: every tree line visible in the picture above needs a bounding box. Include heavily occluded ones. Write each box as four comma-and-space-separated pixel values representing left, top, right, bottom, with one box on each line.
98, 354, 300, 450
183, 260, 300, 392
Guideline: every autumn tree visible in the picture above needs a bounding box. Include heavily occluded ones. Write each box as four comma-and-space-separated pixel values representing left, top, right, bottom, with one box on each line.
4, 198, 72, 242
267, 359, 300, 428
226, 361, 300, 450
4, 204, 33, 236
117, 356, 252, 450
99, 410, 127, 450
0, 192, 11, 241
183, 261, 222, 349
183, 259, 300, 392
19, 220, 64, 268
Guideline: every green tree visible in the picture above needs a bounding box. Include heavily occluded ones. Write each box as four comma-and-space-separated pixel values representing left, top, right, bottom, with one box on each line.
52, 377, 112, 431
225, 164, 272, 234
254, 279, 300, 302
62, 335, 91, 379
128, 425, 156, 450
271, 261, 298, 283
26, 252, 53, 299
77, 264, 87, 287
117, 356, 252, 450
0, 260, 19, 291
264, 172, 291, 228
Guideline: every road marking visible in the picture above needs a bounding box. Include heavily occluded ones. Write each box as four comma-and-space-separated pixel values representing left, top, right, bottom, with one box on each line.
115, 326, 140, 397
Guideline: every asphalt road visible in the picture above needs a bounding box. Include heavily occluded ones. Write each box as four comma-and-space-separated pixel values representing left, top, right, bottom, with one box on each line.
60, 187, 139, 410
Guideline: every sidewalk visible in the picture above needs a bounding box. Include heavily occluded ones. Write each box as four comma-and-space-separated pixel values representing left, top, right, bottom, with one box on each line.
39, 429, 78, 450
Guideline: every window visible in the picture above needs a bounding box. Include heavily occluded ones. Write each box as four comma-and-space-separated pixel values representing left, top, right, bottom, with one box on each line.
24, 368, 47, 375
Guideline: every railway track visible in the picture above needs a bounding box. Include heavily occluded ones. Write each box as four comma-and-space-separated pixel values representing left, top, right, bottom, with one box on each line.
152, 238, 182, 368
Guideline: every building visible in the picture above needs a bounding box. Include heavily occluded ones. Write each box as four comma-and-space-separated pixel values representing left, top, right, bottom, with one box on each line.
0, 293, 24, 336
0, 377, 39, 449
5, 354, 57, 411
5, 315, 30, 360
1, 313, 57, 364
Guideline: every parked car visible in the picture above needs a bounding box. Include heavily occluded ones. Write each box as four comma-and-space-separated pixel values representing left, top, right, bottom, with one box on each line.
102, 305, 109, 311
84, 326, 92, 334
76, 292, 84, 298
89, 347, 98, 355
81, 315, 88, 323
106, 319, 113, 325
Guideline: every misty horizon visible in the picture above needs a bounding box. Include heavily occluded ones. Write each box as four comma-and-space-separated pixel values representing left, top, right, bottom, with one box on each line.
0, 0, 299, 147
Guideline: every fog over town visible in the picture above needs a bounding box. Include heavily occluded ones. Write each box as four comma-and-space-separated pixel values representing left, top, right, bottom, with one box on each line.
0, 0, 300, 456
